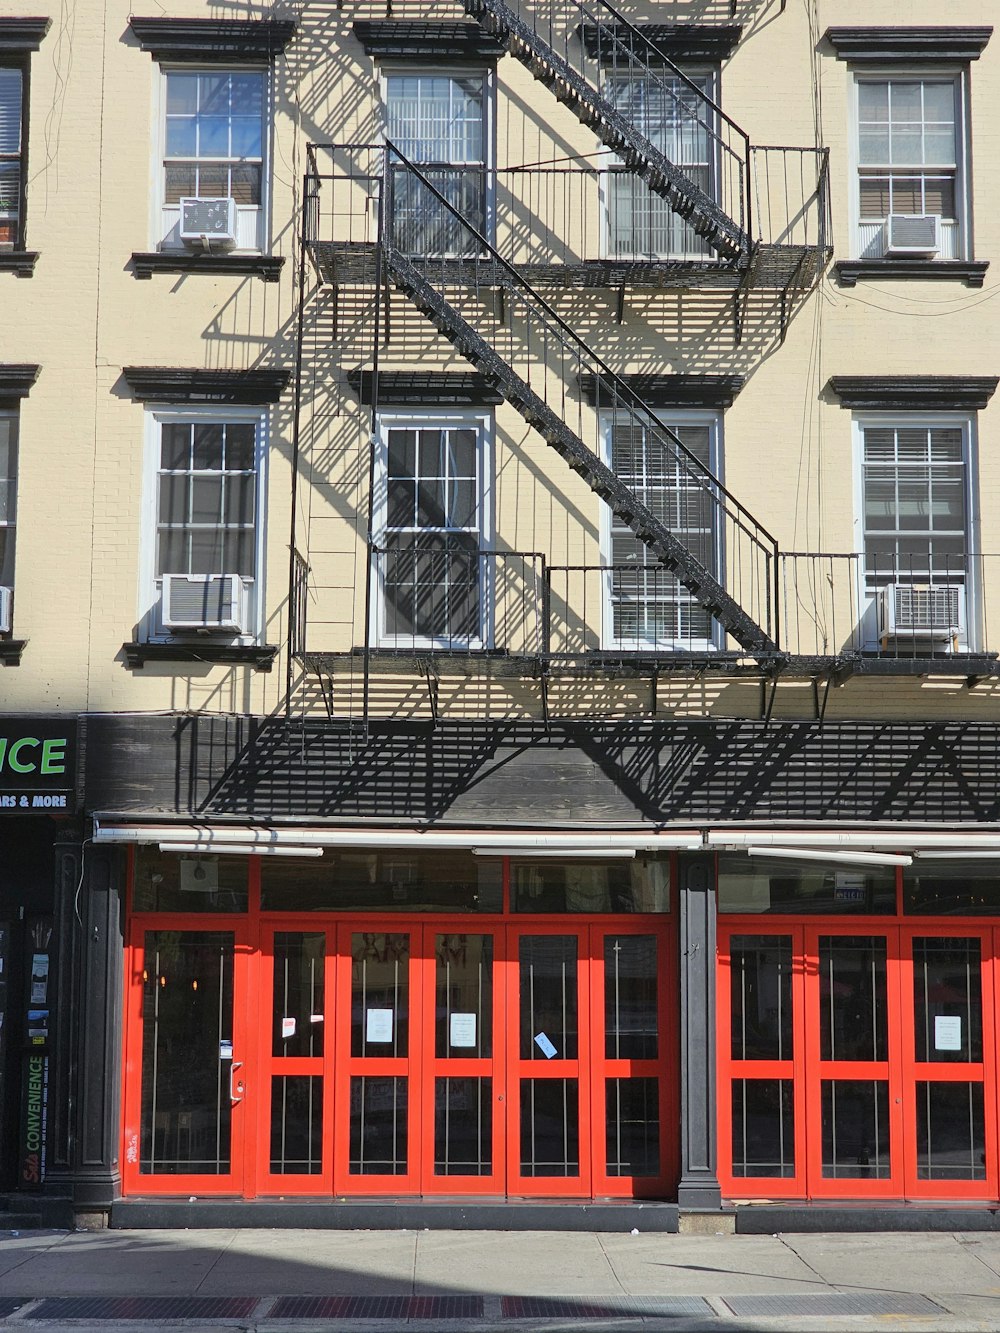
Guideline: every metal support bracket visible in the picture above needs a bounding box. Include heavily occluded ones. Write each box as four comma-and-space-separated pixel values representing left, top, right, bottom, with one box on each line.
421, 661, 440, 727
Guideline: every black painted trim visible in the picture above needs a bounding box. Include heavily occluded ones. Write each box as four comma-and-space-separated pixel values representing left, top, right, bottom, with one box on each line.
122, 367, 290, 404
348, 370, 503, 406
0, 364, 39, 398
131, 252, 284, 283
836, 259, 988, 288
580, 373, 745, 408
128, 17, 296, 63
112, 1197, 679, 1232
122, 642, 278, 671
580, 24, 742, 63
352, 21, 504, 61
825, 26, 993, 61
737, 1205, 1000, 1234
0, 640, 26, 666
0, 251, 37, 276
829, 375, 999, 411
0, 18, 51, 53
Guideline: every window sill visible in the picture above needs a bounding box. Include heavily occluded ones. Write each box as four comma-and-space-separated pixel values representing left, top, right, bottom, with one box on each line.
122, 641, 278, 671
0, 640, 26, 666
131, 252, 284, 283
0, 251, 39, 277
835, 258, 989, 288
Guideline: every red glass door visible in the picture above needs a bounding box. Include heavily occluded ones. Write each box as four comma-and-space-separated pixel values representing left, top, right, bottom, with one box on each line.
122, 921, 256, 1196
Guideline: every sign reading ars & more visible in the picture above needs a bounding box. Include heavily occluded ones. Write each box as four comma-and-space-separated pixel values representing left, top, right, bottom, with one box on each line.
0, 721, 77, 813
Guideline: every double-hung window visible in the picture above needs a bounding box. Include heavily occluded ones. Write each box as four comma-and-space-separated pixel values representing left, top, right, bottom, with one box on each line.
159, 68, 266, 251
146, 410, 263, 640
383, 71, 488, 255
0, 64, 25, 248
603, 412, 720, 650
603, 71, 714, 260
856, 75, 965, 260
0, 408, 17, 627
376, 414, 489, 649
858, 418, 972, 649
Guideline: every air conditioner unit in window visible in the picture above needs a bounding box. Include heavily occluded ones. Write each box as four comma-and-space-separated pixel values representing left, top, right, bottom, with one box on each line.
179, 197, 237, 250
0, 586, 11, 634
878, 583, 965, 650
161, 574, 245, 633
884, 213, 940, 257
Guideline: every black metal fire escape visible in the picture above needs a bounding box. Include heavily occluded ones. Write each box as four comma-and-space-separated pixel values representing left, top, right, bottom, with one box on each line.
381, 144, 779, 660
461, 0, 751, 263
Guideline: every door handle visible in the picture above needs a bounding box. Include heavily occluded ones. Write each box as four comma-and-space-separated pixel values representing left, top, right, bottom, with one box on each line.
229, 1060, 245, 1105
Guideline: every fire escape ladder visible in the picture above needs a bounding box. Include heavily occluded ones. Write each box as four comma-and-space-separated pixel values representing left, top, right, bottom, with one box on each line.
377, 150, 778, 661
461, 0, 750, 263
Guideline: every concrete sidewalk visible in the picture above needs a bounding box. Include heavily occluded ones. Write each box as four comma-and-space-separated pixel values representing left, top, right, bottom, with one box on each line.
0, 1228, 998, 1330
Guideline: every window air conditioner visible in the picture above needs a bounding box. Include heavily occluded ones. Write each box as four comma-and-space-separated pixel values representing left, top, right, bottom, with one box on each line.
161, 574, 245, 632
878, 583, 965, 648
884, 214, 940, 257
0, 585, 11, 634
179, 197, 238, 250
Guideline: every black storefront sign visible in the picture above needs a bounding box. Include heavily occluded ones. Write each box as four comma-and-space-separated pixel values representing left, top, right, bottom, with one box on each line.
0, 720, 78, 813
19, 917, 52, 1188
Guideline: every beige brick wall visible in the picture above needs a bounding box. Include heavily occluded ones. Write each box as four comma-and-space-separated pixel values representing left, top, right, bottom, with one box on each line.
2, 0, 998, 723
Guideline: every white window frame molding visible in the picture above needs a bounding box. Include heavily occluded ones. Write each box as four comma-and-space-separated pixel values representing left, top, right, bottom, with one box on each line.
0, 405, 17, 631
850, 410, 980, 651
849, 65, 970, 263
371, 408, 494, 651
138, 403, 269, 644
599, 407, 723, 653
151, 61, 272, 255
378, 63, 496, 250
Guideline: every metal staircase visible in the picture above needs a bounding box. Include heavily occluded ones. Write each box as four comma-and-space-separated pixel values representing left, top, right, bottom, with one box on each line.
379, 145, 779, 660
461, 0, 751, 263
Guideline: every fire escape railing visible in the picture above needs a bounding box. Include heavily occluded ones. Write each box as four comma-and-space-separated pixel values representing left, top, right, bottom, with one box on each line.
462, 0, 751, 261
343, 142, 780, 660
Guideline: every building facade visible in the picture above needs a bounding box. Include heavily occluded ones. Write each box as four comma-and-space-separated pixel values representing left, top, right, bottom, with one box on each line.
1, 0, 1000, 1226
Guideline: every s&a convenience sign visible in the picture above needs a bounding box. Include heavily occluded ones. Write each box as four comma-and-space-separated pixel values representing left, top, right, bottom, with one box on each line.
0, 720, 78, 812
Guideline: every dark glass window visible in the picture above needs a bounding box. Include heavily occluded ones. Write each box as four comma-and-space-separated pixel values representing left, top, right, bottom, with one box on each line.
904, 860, 1000, 915
133, 848, 248, 913
719, 855, 896, 915
511, 855, 670, 913
261, 850, 501, 913
0, 64, 25, 248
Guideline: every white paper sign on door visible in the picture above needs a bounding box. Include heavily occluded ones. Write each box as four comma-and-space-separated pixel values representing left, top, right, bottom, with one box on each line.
934, 1015, 962, 1051
534, 1032, 557, 1059
282, 1017, 296, 1040
450, 1012, 477, 1048
367, 1008, 394, 1043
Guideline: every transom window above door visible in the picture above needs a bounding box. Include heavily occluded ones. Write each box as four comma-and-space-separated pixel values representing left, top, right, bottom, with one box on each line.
383, 71, 488, 254
856, 75, 965, 261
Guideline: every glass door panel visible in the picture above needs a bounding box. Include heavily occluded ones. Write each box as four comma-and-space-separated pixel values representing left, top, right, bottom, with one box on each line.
507, 930, 589, 1194
334, 929, 419, 1192
258, 929, 329, 1192
593, 929, 673, 1196
425, 931, 503, 1192
124, 927, 250, 1195
903, 931, 993, 1195
721, 932, 802, 1192
806, 931, 900, 1196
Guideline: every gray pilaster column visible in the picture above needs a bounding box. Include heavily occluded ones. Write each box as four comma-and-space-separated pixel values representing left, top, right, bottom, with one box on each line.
46, 836, 123, 1212
677, 853, 721, 1209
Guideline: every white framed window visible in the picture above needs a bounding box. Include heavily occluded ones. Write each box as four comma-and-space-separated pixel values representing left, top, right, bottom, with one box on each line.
853, 415, 976, 649
0, 408, 17, 630
373, 411, 492, 649
600, 410, 721, 650
141, 407, 266, 641
382, 68, 491, 254
157, 66, 267, 252
601, 69, 715, 261
854, 72, 967, 260
0, 64, 25, 248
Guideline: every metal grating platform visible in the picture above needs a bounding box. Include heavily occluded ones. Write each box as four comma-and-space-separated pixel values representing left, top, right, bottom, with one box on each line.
25, 1295, 260, 1321
270, 1295, 485, 1319
722, 1293, 945, 1317
501, 1295, 712, 1318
